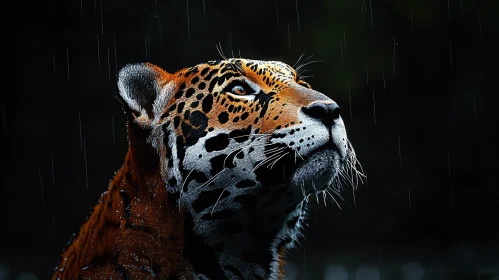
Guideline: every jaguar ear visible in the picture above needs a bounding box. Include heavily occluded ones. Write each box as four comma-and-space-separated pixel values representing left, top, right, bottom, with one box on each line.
117, 63, 174, 127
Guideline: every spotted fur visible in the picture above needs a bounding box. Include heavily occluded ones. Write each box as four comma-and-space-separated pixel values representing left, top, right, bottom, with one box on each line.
53, 58, 362, 280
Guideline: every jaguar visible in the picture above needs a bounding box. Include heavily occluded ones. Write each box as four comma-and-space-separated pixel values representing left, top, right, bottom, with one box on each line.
53, 57, 363, 279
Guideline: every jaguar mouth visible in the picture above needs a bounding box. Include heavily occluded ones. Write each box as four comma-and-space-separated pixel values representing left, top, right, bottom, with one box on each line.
289, 146, 343, 195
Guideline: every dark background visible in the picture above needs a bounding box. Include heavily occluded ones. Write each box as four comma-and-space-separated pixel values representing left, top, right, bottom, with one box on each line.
5, 0, 499, 279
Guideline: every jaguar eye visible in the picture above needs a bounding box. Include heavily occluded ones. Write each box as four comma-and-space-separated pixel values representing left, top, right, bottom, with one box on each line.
231, 85, 246, 95
223, 80, 255, 96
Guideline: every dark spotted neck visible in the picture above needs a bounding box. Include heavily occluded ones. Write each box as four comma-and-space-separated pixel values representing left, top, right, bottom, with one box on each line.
183, 209, 285, 280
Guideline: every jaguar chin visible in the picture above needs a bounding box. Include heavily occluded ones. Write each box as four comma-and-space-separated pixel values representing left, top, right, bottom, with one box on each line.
53, 58, 363, 280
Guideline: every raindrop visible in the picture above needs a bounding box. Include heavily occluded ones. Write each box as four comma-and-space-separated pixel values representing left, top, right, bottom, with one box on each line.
276, 4, 279, 32
52, 208, 56, 241
50, 148, 55, 188
447, 148, 451, 177
80, 0, 83, 16
372, 89, 376, 126
348, 80, 352, 121
186, 0, 191, 40
295, 0, 300, 35
39, 169, 44, 206
392, 53, 396, 76
52, 51, 56, 75
343, 28, 347, 52
408, 189, 412, 209
410, 7, 414, 31
473, 92, 477, 122
148, 29, 151, 60
478, 10, 482, 37
202, 0, 206, 16
145, 36, 148, 60
361, 0, 365, 25
2, 104, 6, 136
340, 38, 344, 63
369, 0, 373, 28
397, 134, 402, 165
393, 36, 397, 60
100, 0, 104, 34
107, 47, 111, 80
112, 116, 115, 144
113, 34, 118, 73
84, 138, 89, 189
365, 64, 369, 85
477, 260, 481, 280
447, 0, 451, 20
66, 48, 70, 80
93, 0, 96, 10
287, 22, 291, 48
382, 72, 386, 92
96, 34, 101, 71
449, 38, 453, 68
78, 113, 83, 151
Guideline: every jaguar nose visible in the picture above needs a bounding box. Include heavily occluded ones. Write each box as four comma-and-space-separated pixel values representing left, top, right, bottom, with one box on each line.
301, 102, 341, 127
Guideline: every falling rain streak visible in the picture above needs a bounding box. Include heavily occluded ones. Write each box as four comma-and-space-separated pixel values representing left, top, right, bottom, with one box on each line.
447, 0, 451, 20
80, 0, 83, 16
50, 148, 55, 188
107, 48, 111, 79
2, 104, 6, 136
97, 34, 101, 71
410, 7, 414, 31
295, 0, 300, 35
369, 0, 373, 28
397, 134, 402, 165
66, 48, 70, 80
113, 34, 118, 73
287, 22, 291, 48
408, 189, 412, 209
340, 39, 344, 64
39, 170, 44, 206
348, 80, 352, 121
365, 64, 369, 85
79, 113, 83, 151
112, 116, 115, 144
449, 38, 453, 68
276, 4, 279, 32
447, 148, 451, 177
202, 0, 206, 16
52, 52, 56, 75
186, 0, 191, 40
343, 28, 347, 52
84, 139, 89, 189
382, 72, 386, 92
100, 0, 104, 34
473, 92, 477, 122
372, 90, 376, 126
478, 10, 482, 37
392, 53, 396, 76
361, 0, 365, 24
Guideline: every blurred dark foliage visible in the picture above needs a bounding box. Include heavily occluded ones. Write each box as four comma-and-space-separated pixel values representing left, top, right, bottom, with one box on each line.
5, 0, 499, 279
